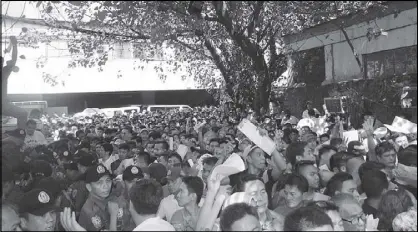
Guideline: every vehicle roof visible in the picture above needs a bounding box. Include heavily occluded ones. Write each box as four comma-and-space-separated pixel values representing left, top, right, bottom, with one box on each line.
146, 105, 190, 107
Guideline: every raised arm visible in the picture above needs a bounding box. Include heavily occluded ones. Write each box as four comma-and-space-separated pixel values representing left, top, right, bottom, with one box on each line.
195, 173, 222, 231
363, 118, 377, 162
8, 36, 18, 67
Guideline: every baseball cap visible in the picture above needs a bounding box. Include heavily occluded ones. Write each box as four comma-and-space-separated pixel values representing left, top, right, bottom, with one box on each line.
30, 160, 53, 177
85, 164, 112, 183
75, 155, 96, 167
148, 163, 167, 183
19, 188, 58, 216
35, 177, 64, 198
5, 128, 26, 139
165, 166, 183, 181
122, 165, 144, 181
63, 162, 79, 171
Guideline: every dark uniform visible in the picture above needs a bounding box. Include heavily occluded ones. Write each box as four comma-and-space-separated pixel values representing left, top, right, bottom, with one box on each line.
79, 194, 111, 231
61, 151, 97, 216
108, 165, 144, 231
78, 164, 112, 231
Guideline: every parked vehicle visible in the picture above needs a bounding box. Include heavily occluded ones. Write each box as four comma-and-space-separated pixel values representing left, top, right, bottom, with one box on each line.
145, 105, 192, 112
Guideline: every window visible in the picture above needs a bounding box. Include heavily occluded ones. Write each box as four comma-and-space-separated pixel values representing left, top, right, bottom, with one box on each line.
113, 42, 132, 59
364, 45, 417, 79
133, 43, 164, 60
291, 46, 326, 85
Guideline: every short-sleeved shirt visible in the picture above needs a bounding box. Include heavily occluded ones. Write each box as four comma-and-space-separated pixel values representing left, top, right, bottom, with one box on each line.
111, 192, 136, 231
79, 195, 110, 231
23, 131, 47, 151
61, 179, 89, 216
133, 217, 175, 231
157, 194, 182, 222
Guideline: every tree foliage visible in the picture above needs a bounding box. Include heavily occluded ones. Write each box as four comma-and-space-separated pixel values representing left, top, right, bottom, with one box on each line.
21, 1, 387, 111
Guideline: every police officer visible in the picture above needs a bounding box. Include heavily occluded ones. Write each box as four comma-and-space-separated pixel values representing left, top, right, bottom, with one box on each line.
19, 188, 58, 231
109, 165, 143, 231
61, 151, 96, 218
78, 164, 112, 231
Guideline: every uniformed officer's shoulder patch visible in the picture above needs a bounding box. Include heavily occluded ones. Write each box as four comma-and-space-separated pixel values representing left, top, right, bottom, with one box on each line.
97, 165, 105, 174
131, 167, 139, 174
91, 215, 102, 229
117, 208, 123, 218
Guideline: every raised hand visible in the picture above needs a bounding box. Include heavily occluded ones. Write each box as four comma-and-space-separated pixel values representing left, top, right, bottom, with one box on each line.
60, 207, 86, 231
365, 214, 379, 231
362, 118, 374, 136
207, 173, 222, 195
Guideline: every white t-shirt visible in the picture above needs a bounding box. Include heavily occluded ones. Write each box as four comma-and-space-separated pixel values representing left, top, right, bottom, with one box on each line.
133, 217, 175, 231
99, 154, 119, 173
157, 194, 182, 222
302, 108, 321, 119
23, 130, 47, 150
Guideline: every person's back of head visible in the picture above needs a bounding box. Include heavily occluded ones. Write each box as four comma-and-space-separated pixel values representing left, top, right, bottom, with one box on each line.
397, 145, 417, 167
361, 170, 388, 199
329, 152, 354, 172
129, 179, 163, 216
286, 142, 308, 166
220, 203, 260, 231
284, 206, 334, 231
324, 172, 354, 197
377, 188, 414, 231
358, 161, 386, 181
330, 138, 343, 148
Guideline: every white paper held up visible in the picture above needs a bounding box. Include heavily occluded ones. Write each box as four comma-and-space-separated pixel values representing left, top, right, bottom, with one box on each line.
176, 144, 189, 159
342, 130, 359, 146
238, 119, 276, 155
210, 153, 246, 180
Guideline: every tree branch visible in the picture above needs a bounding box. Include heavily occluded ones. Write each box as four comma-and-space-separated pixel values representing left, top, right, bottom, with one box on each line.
42, 20, 151, 40
170, 35, 212, 60
247, 1, 264, 38
202, 35, 234, 97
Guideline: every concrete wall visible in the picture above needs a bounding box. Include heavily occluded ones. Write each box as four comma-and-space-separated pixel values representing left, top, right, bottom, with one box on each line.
285, 7, 417, 84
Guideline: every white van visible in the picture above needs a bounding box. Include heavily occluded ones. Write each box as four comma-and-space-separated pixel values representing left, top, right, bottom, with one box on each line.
119, 106, 141, 115
146, 105, 192, 112
101, 108, 123, 118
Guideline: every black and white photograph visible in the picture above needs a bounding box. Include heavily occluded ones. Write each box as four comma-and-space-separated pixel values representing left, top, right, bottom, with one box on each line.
1, 1, 417, 231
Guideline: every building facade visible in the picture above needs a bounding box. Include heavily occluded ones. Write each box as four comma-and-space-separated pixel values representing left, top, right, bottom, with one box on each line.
283, 1, 417, 85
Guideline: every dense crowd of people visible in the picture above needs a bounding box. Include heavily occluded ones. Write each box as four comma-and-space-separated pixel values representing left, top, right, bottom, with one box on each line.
2, 100, 417, 231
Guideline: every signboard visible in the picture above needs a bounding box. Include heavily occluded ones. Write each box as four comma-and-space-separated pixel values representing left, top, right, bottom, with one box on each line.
324, 96, 348, 113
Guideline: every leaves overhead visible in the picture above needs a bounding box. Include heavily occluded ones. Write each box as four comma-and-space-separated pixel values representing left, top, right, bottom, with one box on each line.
31, 1, 386, 109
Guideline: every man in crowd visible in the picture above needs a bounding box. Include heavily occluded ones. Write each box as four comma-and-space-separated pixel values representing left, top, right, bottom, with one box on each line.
2, 102, 417, 232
